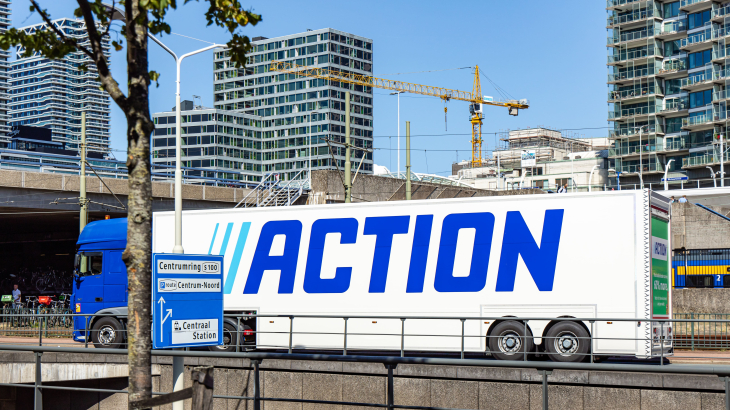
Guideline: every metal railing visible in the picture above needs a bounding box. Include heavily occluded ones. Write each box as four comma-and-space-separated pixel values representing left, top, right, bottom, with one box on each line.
608, 46, 662, 64
608, 28, 661, 45
607, 9, 656, 27
608, 86, 661, 101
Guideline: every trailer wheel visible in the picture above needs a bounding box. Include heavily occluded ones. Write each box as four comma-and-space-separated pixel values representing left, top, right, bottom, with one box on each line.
91, 317, 125, 349
545, 321, 590, 363
208, 322, 240, 353
488, 320, 534, 361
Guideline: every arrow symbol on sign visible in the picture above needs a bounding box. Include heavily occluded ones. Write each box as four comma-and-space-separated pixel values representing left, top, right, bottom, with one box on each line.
158, 296, 172, 343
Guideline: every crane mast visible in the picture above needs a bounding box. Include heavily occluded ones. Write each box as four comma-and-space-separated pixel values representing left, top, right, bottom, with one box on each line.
269, 61, 529, 167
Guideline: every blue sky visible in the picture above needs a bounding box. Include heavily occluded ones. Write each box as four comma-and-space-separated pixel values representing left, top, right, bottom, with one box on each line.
17, 1, 607, 175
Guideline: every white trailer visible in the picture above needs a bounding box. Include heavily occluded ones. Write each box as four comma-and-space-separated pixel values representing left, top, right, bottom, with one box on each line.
152, 189, 672, 362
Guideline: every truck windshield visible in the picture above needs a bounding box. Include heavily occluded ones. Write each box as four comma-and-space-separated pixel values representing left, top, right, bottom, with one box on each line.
75, 252, 103, 276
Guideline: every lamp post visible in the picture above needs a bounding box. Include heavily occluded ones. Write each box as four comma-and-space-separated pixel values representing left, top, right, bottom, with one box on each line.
664, 159, 675, 190
588, 164, 599, 192
635, 125, 648, 188
105, 3, 224, 254
719, 133, 726, 187
390, 91, 404, 175
308, 111, 319, 182
707, 166, 717, 187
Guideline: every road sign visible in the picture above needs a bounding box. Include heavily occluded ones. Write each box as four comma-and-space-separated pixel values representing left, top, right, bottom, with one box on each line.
152, 253, 224, 349
661, 176, 688, 182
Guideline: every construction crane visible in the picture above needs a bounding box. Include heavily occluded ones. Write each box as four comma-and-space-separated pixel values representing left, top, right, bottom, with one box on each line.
269, 61, 529, 167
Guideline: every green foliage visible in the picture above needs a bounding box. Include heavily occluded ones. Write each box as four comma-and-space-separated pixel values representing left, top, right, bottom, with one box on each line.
149, 70, 161, 87
197, 0, 261, 68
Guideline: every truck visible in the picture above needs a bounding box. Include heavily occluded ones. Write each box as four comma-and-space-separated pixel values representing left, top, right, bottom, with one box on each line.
72, 189, 673, 363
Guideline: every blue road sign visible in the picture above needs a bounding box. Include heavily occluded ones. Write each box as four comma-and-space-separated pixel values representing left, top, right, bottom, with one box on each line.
661, 176, 688, 182
152, 253, 224, 349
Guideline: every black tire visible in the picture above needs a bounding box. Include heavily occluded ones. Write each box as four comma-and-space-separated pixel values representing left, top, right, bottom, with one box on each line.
545, 321, 590, 363
488, 320, 534, 361
91, 317, 125, 349
208, 322, 240, 352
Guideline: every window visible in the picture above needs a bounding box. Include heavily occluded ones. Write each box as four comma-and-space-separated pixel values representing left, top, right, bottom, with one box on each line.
75, 252, 103, 276
688, 10, 711, 30
664, 40, 681, 56
689, 49, 712, 69
665, 117, 683, 133
689, 89, 712, 108
663, 1, 680, 18
685, 274, 714, 288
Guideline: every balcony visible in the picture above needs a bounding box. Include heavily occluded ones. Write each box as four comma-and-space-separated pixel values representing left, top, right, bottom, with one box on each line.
608, 86, 662, 103
609, 125, 664, 139
608, 65, 659, 83
681, 30, 712, 51
607, 0, 645, 10
656, 59, 687, 78
609, 144, 663, 157
657, 20, 688, 39
608, 105, 657, 120
658, 98, 689, 115
713, 5, 730, 21
608, 46, 663, 65
714, 89, 730, 102
615, 161, 664, 174
608, 28, 660, 47
680, 0, 713, 13
607, 9, 656, 28
714, 68, 730, 82
681, 69, 714, 90
713, 25, 730, 41
683, 150, 730, 168
682, 111, 714, 129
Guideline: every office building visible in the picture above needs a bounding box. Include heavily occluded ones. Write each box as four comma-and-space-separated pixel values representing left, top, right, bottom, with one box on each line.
0, 1, 11, 146
151, 102, 262, 183
9, 17, 111, 155
607, 0, 730, 187
213, 28, 374, 181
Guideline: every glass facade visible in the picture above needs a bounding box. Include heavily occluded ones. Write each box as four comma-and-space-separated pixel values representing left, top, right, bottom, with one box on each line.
0, 1, 11, 146
8, 18, 111, 155
213, 29, 374, 181
607, 0, 730, 183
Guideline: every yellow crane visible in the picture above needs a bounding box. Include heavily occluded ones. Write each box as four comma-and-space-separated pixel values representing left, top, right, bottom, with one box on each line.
269, 61, 529, 167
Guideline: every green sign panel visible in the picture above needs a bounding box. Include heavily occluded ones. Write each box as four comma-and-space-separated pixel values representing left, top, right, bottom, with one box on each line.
651, 216, 670, 317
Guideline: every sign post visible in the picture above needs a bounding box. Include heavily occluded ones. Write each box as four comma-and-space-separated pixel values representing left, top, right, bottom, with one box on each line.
152, 254, 224, 349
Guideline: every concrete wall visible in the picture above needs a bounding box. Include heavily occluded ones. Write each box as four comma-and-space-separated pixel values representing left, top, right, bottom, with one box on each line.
671, 202, 730, 250
1, 352, 727, 410
0, 169, 251, 205
673, 288, 730, 314
309, 170, 543, 204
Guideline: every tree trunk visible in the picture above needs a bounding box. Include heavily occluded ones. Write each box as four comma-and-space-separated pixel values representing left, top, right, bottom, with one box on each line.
121, 2, 154, 408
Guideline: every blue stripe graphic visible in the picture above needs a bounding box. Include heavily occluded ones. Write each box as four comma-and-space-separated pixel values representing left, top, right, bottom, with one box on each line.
207, 223, 220, 255
218, 223, 234, 256
224, 222, 251, 294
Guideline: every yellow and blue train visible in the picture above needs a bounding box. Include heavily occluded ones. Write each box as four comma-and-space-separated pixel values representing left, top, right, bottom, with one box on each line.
673, 249, 730, 288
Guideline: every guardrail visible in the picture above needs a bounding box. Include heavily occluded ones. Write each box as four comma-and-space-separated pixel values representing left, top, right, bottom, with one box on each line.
0, 312, 715, 362
4, 343, 730, 410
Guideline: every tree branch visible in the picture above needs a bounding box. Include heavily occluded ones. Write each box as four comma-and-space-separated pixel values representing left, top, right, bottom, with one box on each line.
28, 0, 95, 59
76, 0, 129, 111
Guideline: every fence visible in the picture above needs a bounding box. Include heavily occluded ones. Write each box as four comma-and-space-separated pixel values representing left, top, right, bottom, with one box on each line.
4, 343, 730, 410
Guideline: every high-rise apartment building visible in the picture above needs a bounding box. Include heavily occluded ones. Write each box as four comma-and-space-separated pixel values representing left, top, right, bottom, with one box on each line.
9, 18, 111, 155
0, 0, 11, 146
213, 28, 374, 181
607, 0, 730, 186
151, 101, 262, 183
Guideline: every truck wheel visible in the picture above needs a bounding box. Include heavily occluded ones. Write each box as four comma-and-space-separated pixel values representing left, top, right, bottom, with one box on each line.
208, 322, 239, 352
91, 317, 124, 349
488, 320, 534, 361
545, 322, 590, 363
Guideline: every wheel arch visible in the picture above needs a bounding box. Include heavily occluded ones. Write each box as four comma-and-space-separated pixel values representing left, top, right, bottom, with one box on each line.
486, 316, 536, 340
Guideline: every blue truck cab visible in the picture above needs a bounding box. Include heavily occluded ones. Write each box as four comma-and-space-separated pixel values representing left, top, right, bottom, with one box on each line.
72, 218, 248, 351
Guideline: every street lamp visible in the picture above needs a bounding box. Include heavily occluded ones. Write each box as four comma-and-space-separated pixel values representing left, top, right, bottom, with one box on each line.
634, 125, 648, 188
105, 3, 225, 254
390, 91, 405, 175
664, 159, 675, 190
588, 164, 599, 192
308, 111, 319, 183
707, 166, 717, 188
